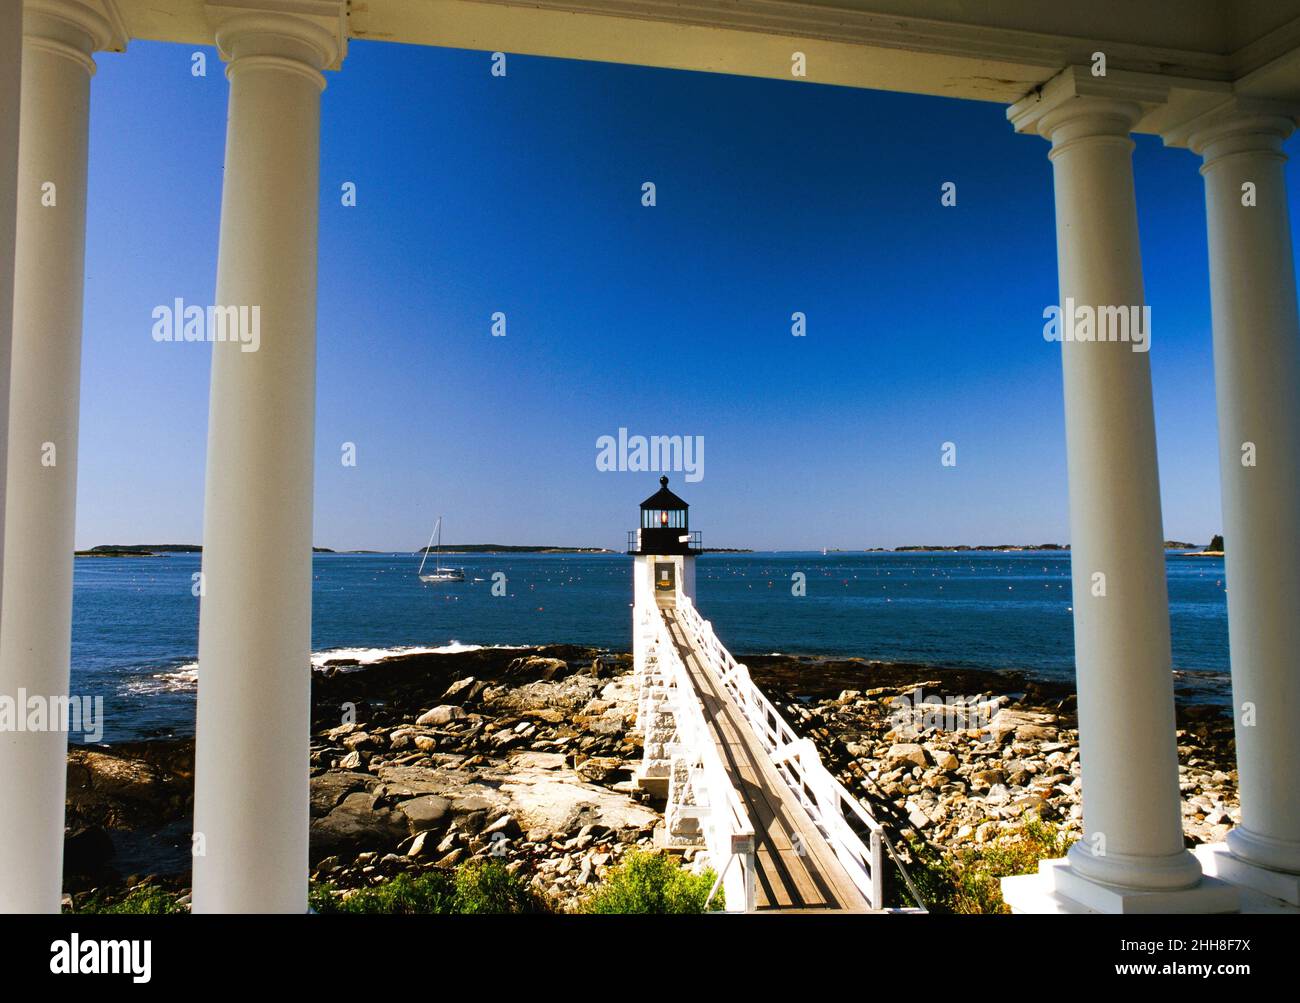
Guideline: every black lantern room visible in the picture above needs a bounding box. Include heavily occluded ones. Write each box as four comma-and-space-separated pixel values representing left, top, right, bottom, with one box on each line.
628, 476, 702, 555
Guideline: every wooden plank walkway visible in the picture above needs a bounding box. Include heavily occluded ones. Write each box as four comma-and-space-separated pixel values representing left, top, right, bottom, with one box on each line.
661, 609, 871, 912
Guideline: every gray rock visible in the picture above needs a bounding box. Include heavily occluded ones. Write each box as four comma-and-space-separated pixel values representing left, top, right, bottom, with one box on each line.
309, 791, 409, 863
483, 813, 520, 837
972, 768, 1006, 788
443, 676, 477, 701
406, 831, 433, 858
397, 795, 452, 834
507, 655, 567, 678
309, 771, 375, 817
886, 743, 928, 770
906, 806, 933, 830
931, 750, 959, 772
416, 705, 467, 726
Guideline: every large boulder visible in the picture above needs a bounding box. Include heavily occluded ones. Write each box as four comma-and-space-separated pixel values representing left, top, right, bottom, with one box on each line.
309, 791, 410, 863
507, 655, 567, 679
416, 705, 467, 727
487, 676, 602, 714
395, 795, 452, 835
309, 770, 376, 817
885, 743, 928, 770
985, 708, 1057, 745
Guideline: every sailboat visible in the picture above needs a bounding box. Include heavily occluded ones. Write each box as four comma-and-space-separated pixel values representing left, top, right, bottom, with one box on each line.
417, 516, 466, 583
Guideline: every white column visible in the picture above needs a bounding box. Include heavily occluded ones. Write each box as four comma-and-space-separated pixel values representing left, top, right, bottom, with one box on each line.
192, 5, 343, 914
1003, 78, 1235, 912
0, 0, 23, 630
0, 0, 112, 914
1187, 108, 1300, 896
1044, 96, 1203, 896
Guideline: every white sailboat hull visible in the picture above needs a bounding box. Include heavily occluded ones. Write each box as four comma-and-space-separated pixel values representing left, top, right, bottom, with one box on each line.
417, 515, 466, 584
420, 570, 465, 583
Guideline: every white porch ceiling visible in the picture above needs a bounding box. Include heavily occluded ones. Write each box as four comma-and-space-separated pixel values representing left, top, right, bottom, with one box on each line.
104, 0, 1300, 124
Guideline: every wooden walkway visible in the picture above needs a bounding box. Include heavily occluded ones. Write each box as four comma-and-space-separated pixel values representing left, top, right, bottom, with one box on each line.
661, 609, 871, 912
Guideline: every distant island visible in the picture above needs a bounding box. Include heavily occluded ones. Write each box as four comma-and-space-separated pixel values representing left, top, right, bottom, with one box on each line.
1170, 534, 1225, 557
76, 545, 338, 557
885, 540, 1218, 553
419, 545, 614, 554
892, 544, 1069, 552
77, 543, 613, 556
75, 544, 201, 558
420, 545, 751, 554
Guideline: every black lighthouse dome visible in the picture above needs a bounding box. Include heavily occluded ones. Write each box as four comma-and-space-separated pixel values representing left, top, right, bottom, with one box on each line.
628, 476, 701, 555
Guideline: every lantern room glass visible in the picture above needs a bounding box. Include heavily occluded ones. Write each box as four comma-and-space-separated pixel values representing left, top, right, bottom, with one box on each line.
642, 508, 686, 529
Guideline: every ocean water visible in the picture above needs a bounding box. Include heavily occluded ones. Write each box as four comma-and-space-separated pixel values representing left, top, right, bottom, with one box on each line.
71, 550, 1231, 742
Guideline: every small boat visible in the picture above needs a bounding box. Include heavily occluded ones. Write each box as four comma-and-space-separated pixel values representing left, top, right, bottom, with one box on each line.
417, 516, 466, 583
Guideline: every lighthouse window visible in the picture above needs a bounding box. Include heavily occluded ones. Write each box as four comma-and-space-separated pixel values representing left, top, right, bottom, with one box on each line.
641, 507, 686, 529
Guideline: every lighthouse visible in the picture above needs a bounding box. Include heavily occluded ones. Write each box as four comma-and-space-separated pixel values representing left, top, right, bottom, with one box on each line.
628, 476, 703, 797
628, 475, 701, 610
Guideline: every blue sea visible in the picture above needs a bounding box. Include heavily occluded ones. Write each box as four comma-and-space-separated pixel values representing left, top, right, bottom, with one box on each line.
72, 551, 1231, 742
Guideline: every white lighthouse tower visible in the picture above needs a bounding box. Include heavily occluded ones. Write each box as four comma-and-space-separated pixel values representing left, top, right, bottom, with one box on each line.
629, 476, 703, 795
628, 475, 701, 688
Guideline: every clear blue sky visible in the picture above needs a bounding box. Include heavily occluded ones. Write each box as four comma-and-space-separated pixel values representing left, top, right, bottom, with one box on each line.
76, 39, 1287, 552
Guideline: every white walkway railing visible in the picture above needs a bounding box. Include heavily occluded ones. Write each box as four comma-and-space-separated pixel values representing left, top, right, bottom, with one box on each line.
634, 602, 757, 912
674, 595, 886, 910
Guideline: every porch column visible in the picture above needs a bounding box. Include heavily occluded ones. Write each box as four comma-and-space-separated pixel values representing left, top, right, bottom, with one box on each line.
1044, 95, 1202, 897
0, 0, 114, 914
0, 0, 22, 628
1183, 104, 1300, 903
1003, 74, 1234, 912
191, 3, 344, 913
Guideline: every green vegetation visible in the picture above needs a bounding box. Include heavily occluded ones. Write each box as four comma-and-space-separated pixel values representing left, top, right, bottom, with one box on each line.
581, 849, 721, 914
69, 885, 188, 914
453, 859, 545, 914
310, 860, 548, 915
902, 812, 1075, 914
70, 851, 727, 916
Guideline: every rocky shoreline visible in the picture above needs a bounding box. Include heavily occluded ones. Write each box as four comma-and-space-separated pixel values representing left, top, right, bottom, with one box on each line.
742, 655, 1238, 858
62, 645, 1239, 912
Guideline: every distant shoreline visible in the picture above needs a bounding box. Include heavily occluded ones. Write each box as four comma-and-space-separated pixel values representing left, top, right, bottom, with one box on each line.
74, 544, 756, 557
74, 542, 1220, 558
885, 540, 1213, 553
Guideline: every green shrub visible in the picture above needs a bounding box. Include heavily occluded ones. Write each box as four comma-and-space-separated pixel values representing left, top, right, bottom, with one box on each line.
308, 880, 345, 915
310, 860, 546, 915
72, 885, 188, 915
316, 871, 457, 914
901, 812, 1075, 914
454, 859, 546, 914
582, 849, 721, 914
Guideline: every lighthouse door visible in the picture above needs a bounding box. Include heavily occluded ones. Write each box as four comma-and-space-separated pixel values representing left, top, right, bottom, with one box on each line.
654, 562, 676, 603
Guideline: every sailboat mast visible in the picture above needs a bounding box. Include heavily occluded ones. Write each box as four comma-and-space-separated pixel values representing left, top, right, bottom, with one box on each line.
417, 515, 441, 577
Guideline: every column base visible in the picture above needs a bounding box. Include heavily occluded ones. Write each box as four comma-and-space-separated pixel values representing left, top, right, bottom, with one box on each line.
1194, 842, 1300, 908
1001, 858, 1239, 914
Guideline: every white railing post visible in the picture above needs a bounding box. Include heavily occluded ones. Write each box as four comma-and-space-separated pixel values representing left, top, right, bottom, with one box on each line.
870, 829, 884, 909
